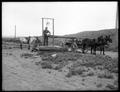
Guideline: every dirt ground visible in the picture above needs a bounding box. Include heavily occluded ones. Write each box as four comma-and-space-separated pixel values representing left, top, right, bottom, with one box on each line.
87, 50, 118, 59
2, 47, 118, 91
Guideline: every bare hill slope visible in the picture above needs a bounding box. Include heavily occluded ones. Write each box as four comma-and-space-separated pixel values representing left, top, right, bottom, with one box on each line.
64, 28, 118, 51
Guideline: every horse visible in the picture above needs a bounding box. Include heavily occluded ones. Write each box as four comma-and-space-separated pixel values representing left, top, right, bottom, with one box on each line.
19, 36, 33, 50
19, 36, 42, 50
31, 37, 42, 52
80, 38, 97, 54
81, 35, 112, 55
25, 36, 31, 50
97, 35, 112, 55
19, 37, 27, 49
64, 38, 96, 54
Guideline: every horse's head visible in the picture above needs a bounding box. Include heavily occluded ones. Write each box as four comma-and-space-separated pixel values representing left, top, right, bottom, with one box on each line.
25, 36, 31, 44
35, 37, 39, 40
105, 35, 112, 43
97, 35, 103, 42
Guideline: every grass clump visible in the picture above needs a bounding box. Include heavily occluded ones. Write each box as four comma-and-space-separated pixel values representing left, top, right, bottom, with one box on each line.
41, 61, 53, 69
66, 67, 86, 78
21, 53, 33, 58
106, 84, 117, 90
87, 72, 94, 76
98, 72, 114, 79
96, 83, 102, 88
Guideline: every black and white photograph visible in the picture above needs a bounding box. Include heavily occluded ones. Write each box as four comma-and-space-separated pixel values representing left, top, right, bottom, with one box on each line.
2, 2, 118, 90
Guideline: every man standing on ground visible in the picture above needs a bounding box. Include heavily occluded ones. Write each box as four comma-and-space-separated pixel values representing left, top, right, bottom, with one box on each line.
19, 38, 23, 50
25, 36, 31, 50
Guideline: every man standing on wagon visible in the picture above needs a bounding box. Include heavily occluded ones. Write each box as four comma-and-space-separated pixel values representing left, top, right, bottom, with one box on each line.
43, 27, 51, 46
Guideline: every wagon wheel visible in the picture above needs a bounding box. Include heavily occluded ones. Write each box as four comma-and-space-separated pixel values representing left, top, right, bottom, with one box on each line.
84, 48, 89, 53
81, 47, 89, 53
76, 47, 88, 53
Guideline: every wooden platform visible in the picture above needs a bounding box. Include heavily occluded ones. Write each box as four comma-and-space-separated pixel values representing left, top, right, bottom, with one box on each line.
37, 46, 67, 52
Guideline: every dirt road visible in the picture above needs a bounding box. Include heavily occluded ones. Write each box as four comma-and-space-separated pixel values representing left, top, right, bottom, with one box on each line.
101, 51, 118, 59
87, 50, 118, 59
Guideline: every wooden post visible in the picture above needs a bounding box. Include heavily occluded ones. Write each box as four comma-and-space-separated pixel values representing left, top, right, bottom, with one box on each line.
42, 18, 54, 46
53, 19, 54, 46
42, 18, 44, 46
15, 25, 16, 38
116, 3, 118, 30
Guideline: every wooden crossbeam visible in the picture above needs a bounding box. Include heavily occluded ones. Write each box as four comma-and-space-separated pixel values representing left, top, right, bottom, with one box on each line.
48, 35, 77, 39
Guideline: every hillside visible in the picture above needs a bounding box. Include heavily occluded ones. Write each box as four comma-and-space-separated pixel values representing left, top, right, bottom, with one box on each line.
64, 28, 118, 51
64, 28, 117, 38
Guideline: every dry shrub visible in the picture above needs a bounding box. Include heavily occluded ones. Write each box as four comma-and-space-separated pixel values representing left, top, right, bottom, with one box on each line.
65, 72, 72, 78
114, 80, 118, 86
54, 61, 69, 70
21, 53, 33, 58
95, 65, 104, 70
39, 52, 83, 63
96, 83, 102, 88
66, 67, 86, 78
41, 61, 53, 69
105, 58, 118, 73
98, 72, 114, 79
54, 65, 61, 70
106, 84, 117, 90
102, 56, 118, 73
39, 52, 83, 71
81, 55, 118, 73
87, 72, 94, 76
37, 51, 118, 74
35, 61, 41, 65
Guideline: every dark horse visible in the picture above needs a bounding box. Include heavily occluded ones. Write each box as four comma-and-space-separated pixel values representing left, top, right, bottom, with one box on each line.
81, 35, 112, 55
64, 38, 97, 54
64, 35, 112, 55
80, 38, 97, 54
97, 35, 112, 55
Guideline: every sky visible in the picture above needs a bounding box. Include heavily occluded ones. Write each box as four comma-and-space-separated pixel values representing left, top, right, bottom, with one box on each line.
2, 2, 117, 37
